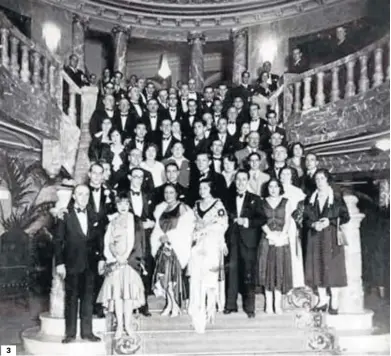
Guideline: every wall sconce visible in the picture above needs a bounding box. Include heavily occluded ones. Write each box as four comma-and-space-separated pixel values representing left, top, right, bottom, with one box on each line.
158, 53, 172, 79
259, 38, 278, 63
42, 22, 61, 53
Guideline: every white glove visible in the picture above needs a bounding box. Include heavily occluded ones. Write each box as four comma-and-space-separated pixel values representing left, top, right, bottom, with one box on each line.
56, 264, 66, 279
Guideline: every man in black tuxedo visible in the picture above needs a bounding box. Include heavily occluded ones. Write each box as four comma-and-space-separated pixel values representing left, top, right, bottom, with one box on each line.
249, 103, 267, 136
184, 119, 211, 162
302, 152, 319, 196
210, 117, 236, 154
113, 71, 127, 103
126, 122, 150, 157
211, 98, 224, 127
63, 54, 90, 127
188, 152, 225, 205
157, 89, 169, 112
152, 162, 188, 207
210, 139, 224, 174
112, 98, 136, 143
200, 86, 215, 114
88, 117, 112, 163
128, 87, 145, 121
181, 99, 200, 140
259, 61, 280, 92
289, 47, 309, 74
224, 170, 264, 318
155, 117, 179, 161
260, 110, 287, 151
142, 99, 164, 143
142, 81, 157, 107
230, 71, 254, 105
54, 185, 103, 343
188, 78, 202, 104
89, 94, 116, 137
265, 145, 289, 179
127, 167, 156, 317
164, 93, 183, 122
233, 96, 250, 125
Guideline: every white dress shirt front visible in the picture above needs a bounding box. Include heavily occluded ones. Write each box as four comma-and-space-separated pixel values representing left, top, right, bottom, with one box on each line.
131, 192, 143, 217
236, 193, 245, 218
92, 188, 101, 213
75, 208, 88, 235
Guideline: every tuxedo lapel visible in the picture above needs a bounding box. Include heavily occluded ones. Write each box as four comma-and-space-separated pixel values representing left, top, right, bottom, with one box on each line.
70, 209, 87, 237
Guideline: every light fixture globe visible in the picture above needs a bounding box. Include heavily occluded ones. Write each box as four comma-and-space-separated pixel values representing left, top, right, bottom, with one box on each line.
158, 53, 172, 79
42, 22, 61, 53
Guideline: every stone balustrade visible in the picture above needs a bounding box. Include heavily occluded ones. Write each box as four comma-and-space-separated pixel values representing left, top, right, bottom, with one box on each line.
283, 34, 390, 122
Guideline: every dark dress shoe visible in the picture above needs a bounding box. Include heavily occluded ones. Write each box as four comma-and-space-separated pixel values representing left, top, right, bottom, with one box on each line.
139, 307, 152, 317
328, 307, 339, 315
62, 336, 75, 344
311, 303, 328, 313
246, 312, 255, 318
223, 308, 238, 314
81, 334, 101, 342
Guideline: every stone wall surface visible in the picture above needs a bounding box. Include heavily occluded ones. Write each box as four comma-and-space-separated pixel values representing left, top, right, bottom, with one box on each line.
285, 83, 390, 145
0, 67, 61, 140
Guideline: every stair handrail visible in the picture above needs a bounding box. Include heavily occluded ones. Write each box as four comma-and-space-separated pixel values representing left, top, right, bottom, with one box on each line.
282, 33, 390, 121
61, 70, 82, 95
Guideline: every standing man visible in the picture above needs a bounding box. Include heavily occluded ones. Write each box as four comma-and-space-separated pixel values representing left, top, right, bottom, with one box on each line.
224, 170, 264, 318
54, 185, 104, 343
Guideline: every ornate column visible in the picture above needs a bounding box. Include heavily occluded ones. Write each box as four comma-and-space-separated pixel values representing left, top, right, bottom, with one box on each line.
72, 14, 88, 72
326, 195, 372, 331
188, 32, 205, 92
231, 28, 248, 86
112, 26, 130, 82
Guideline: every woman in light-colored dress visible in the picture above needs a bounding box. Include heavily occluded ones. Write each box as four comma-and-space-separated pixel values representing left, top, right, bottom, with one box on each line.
280, 166, 306, 288
140, 143, 165, 187
97, 194, 145, 339
246, 152, 271, 197
188, 180, 228, 333
151, 184, 195, 316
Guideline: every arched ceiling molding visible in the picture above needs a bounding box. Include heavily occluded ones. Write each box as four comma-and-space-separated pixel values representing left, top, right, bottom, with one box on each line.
37, 0, 356, 41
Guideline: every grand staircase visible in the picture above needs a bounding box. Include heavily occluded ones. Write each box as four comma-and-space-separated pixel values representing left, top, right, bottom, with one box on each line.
0, 8, 389, 356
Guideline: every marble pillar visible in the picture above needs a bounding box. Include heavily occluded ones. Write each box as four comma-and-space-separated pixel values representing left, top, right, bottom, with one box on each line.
188, 32, 205, 92
231, 28, 248, 86
112, 26, 130, 81
376, 179, 390, 208
338, 195, 365, 314
72, 14, 88, 72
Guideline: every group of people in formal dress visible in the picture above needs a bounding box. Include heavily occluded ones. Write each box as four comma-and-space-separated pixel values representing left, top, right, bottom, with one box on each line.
53, 59, 351, 343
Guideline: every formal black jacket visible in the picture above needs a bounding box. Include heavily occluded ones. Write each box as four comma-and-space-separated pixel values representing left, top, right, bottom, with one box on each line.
200, 100, 214, 114
112, 111, 137, 141
188, 168, 226, 205
181, 112, 201, 140
184, 137, 211, 162
63, 65, 89, 88
301, 171, 317, 196
89, 108, 116, 136
155, 135, 179, 161
117, 167, 155, 196
88, 135, 110, 162
129, 101, 145, 122
260, 126, 287, 151
209, 132, 236, 154
141, 113, 164, 142
162, 106, 183, 122
230, 84, 254, 105
289, 58, 309, 74
53, 208, 103, 274
225, 191, 264, 249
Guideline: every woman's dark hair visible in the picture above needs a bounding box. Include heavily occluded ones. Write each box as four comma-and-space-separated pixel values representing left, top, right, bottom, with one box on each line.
279, 166, 300, 187
314, 168, 333, 184
265, 178, 285, 197
235, 168, 250, 180
288, 142, 305, 158
244, 152, 262, 171
144, 143, 159, 159
163, 183, 179, 198
222, 153, 239, 170
108, 127, 122, 141
115, 191, 130, 203
199, 179, 215, 197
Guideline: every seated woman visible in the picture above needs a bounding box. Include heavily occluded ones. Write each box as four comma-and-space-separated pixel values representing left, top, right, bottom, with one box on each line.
88, 117, 112, 162
188, 180, 228, 333
246, 152, 271, 197
140, 143, 165, 188
97, 193, 145, 339
303, 168, 350, 314
163, 142, 191, 188
150, 184, 195, 317
101, 127, 128, 184
287, 142, 306, 180
258, 178, 293, 314
280, 166, 306, 288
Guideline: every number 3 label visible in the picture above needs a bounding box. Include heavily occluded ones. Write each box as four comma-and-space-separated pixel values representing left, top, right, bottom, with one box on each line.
1, 345, 16, 355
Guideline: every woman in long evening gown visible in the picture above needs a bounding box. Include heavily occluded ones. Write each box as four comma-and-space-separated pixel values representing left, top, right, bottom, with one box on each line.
97, 194, 145, 339
150, 184, 195, 316
303, 169, 350, 314
258, 178, 293, 314
188, 180, 228, 333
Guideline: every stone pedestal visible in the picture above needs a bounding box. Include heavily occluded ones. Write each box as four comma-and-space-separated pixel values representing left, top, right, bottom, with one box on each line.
188, 32, 205, 92
72, 15, 88, 72
232, 28, 248, 86
112, 26, 130, 81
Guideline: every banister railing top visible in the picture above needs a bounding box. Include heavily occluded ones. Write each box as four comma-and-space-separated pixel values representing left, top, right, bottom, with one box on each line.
61, 70, 82, 95
0, 11, 61, 67
283, 33, 390, 84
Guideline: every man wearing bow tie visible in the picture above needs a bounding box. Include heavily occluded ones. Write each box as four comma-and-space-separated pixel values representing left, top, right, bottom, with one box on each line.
210, 117, 236, 154
89, 94, 116, 136
155, 117, 179, 161
184, 119, 211, 162
235, 131, 268, 170
210, 139, 224, 174
188, 78, 202, 104
265, 145, 290, 179
112, 98, 135, 143
128, 87, 145, 121
181, 99, 200, 140
302, 152, 319, 196
226, 106, 240, 138
212, 98, 224, 126
54, 185, 104, 343
127, 167, 155, 317
112, 71, 127, 103
164, 93, 182, 122
142, 99, 163, 143
157, 89, 169, 111
126, 122, 149, 157
201, 86, 215, 114
230, 71, 254, 106
224, 170, 264, 318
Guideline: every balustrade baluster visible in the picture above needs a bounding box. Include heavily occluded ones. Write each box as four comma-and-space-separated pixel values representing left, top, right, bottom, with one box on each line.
68, 90, 77, 125
358, 55, 369, 93
10, 36, 19, 78
49, 65, 56, 97
43, 57, 49, 92
344, 60, 356, 98
1, 28, 10, 69
373, 47, 384, 87
32, 52, 41, 89
331, 66, 340, 102
302, 76, 312, 110
20, 45, 30, 83
315, 71, 325, 106
294, 81, 301, 112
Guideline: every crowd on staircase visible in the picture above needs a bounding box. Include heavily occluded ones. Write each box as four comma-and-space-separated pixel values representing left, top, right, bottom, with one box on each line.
53, 48, 355, 343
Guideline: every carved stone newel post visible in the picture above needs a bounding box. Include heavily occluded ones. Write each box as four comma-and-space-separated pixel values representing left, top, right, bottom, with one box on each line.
188, 32, 205, 92
231, 28, 248, 86
72, 14, 88, 72
112, 26, 130, 83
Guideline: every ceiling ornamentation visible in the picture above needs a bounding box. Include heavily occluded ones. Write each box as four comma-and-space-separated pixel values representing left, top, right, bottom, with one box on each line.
38, 0, 346, 41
